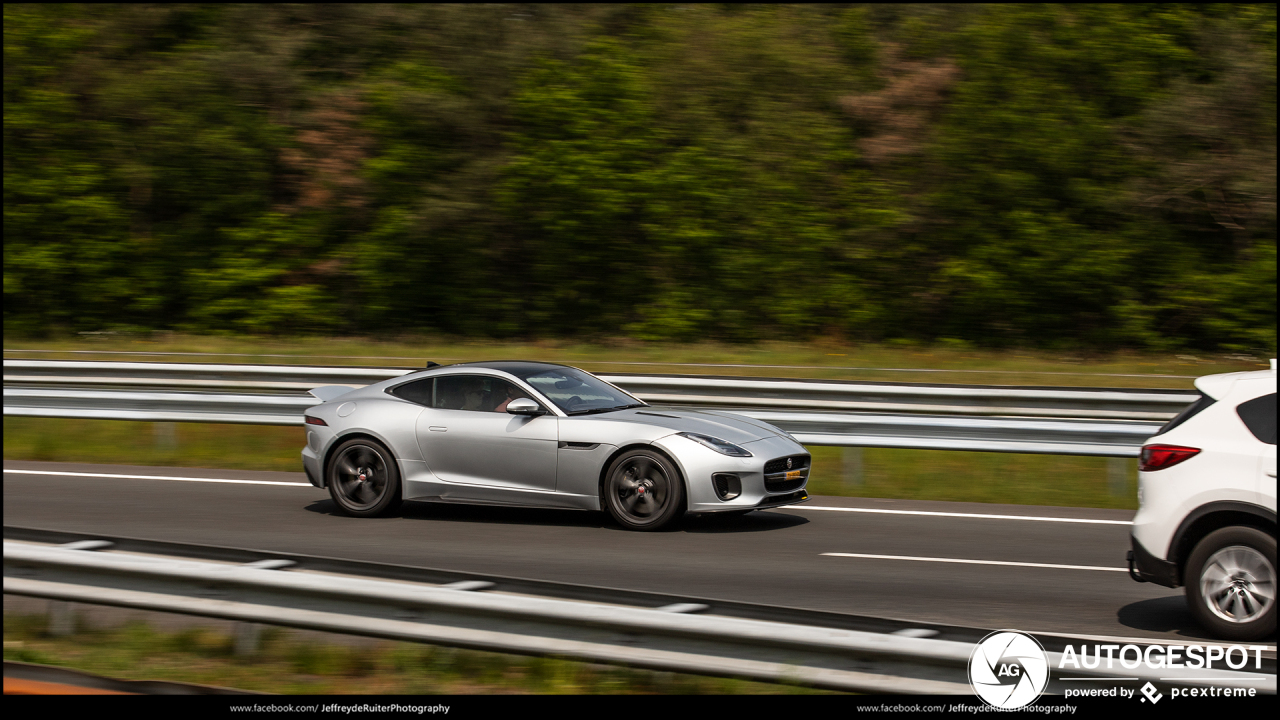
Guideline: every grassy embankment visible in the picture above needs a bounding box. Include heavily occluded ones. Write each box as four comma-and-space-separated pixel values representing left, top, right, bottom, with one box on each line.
4, 613, 831, 694
5, 335, 1269, 510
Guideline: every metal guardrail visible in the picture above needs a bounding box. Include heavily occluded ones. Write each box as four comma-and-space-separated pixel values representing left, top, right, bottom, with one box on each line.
4, 360, 1185, 456
3, 360, 408, 393
7, 539, 1271, 694
5, 360, 1196, 418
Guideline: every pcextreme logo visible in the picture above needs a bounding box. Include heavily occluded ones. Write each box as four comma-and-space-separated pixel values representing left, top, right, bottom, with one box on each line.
969, 630, 1050, 709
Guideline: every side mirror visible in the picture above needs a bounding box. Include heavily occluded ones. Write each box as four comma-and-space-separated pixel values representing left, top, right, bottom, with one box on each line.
506, 397, 546, 416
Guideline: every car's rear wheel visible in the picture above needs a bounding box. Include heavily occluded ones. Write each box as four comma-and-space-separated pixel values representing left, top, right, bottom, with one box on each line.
1186, 526, 1276, 641
327, 438, 403, 517
603, 450, 685, 531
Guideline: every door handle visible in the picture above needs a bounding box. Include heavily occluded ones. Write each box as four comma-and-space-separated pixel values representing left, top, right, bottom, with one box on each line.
429, 426, 447, 432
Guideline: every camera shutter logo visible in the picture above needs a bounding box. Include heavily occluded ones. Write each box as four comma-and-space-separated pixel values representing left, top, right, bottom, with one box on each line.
968, 630, 1049, 709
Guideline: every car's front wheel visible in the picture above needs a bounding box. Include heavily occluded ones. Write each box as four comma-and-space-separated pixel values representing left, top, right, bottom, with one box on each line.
602, 450, 685, 531
327, 438, 403, 517
1185, 526, 1276, 641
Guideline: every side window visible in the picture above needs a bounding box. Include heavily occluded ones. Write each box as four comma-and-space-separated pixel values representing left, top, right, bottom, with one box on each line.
491, 378, 535, 413
388, 378, 433, 407
434, 376, 539, 413
434, 375, 480, 411
1155, 395, 1215, 436
1237, 393, 1276, 445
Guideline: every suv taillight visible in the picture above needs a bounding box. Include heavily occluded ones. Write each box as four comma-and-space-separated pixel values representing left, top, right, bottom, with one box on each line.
1139, 444, 1200, 472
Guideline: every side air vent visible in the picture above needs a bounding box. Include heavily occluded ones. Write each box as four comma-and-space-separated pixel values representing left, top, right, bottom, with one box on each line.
712, 473, 741, 501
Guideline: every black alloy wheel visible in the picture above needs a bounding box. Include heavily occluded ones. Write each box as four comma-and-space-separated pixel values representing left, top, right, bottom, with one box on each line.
603, 450, 685, 531
327, 438, 403, 517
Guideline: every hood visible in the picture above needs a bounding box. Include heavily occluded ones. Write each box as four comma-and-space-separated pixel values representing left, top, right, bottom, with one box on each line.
599, 407, 784, 444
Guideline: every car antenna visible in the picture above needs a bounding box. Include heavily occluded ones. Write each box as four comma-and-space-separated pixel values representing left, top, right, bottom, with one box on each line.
426, 361, 440, 369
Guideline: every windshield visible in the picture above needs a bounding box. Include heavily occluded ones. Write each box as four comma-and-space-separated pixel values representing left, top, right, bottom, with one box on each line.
513, 367, 645, 415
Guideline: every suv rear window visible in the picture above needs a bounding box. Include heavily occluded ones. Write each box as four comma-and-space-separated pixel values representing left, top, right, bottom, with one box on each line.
1236, 393, 1276, 444
1154, 395, 1215, 436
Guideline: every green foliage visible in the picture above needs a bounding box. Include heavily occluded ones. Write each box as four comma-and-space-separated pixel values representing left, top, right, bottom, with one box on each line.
4, 613, 838, 694
3, 5, 1274, 351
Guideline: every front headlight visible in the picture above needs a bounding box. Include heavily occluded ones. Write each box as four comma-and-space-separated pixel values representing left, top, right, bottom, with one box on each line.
678, 432, 753, 457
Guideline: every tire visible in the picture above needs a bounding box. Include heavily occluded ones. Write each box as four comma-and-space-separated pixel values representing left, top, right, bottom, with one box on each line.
1185, 526, 1276, 641
326, 437, 403, 517
602, 449, 685, 531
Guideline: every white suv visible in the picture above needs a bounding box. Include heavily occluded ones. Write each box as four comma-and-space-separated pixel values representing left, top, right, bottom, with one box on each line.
1128, 361, 1276, 641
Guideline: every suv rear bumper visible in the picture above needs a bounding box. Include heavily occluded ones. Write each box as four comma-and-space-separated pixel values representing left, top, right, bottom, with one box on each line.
1128, 535, 1179, 587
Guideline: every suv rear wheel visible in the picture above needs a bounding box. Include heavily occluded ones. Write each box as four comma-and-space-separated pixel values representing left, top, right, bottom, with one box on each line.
1185, 526, 1276, 641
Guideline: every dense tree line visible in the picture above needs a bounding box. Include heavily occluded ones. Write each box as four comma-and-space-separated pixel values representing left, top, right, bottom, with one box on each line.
5, 4, 1275, 350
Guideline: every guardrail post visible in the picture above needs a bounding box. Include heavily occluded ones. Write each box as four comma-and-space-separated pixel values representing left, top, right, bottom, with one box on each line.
1108, 457, 1130, 496
842, 447, 864, 487
233, 622, 261, 657
153, 421, 177, 450
48, 600, 75, 636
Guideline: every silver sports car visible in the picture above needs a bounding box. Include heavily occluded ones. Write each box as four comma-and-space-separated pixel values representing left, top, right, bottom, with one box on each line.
301, 361, 810, 530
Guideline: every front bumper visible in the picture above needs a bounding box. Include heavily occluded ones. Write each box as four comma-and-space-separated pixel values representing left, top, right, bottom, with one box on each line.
1128, 535, 1180, 587
755, 490, 809, 509
665, 433, 811, 513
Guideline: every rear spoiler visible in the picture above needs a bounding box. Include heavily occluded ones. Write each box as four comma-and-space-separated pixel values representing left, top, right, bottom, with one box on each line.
308, 386, 356, 402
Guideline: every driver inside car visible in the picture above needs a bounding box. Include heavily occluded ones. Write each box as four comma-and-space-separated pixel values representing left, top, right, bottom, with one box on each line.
460, 378, 486, 411
494, 382, 530, 413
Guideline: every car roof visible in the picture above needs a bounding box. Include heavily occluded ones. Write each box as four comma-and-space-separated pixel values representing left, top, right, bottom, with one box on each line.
1194, 367, 1276, 401
439, 360, 578, 377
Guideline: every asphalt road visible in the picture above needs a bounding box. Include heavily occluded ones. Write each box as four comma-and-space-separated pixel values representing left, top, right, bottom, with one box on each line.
1, 459, 1243, 644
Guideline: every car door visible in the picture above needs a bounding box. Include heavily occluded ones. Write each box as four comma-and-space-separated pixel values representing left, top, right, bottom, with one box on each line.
415, 374, 558, 492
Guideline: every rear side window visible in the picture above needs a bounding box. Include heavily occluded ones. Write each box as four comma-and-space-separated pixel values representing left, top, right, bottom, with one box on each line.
1154, 395, 1215, 436
388, 378, 434, 407
1236, 393, 1276, 444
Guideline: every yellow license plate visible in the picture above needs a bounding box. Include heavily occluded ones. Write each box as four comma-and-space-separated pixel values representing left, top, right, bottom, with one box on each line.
785, 470, 805, 481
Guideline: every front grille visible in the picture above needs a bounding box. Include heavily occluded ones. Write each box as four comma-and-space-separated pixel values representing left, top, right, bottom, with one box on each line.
763, 453, 810, 493
763, 455, 810, 474
765, 477, 805, 493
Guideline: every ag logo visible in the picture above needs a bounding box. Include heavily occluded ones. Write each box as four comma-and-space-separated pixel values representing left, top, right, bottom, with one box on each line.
969, 630, 1049, 709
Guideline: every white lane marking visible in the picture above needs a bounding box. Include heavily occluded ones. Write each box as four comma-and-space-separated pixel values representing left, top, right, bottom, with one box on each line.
4, 468, 312, 487
790, 505, 1132, 525
822, 552, 1128, 572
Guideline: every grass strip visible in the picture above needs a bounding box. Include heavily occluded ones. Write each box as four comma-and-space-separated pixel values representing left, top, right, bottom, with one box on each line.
3, 612, 837, 695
